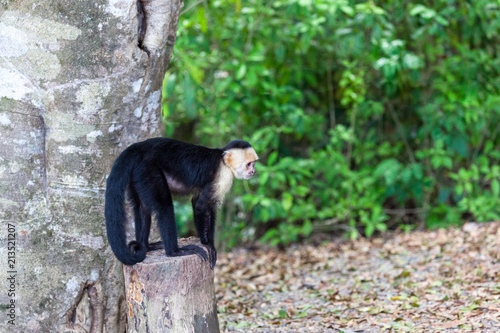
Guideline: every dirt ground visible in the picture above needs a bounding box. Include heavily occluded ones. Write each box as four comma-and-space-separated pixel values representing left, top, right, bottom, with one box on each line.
215, 222, 500, 332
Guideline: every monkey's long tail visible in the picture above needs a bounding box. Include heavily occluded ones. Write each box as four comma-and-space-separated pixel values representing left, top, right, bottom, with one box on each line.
104, 152, 147, 265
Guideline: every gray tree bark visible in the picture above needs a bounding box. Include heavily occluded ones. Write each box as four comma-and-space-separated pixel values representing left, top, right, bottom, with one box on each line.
0, 0, 183, 331
124, 238, 220, 333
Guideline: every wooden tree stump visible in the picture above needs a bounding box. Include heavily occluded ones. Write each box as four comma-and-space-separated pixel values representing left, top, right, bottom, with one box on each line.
123, 237, 220, 333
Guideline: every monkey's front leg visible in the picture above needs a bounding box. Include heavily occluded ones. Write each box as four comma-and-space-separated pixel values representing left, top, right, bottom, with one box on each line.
202, 237, 217, 270
192, 195, 217, 269
155, 202, 208, 262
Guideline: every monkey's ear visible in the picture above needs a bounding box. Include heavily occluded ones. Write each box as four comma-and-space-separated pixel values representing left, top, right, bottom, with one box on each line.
223, 150, 233, 167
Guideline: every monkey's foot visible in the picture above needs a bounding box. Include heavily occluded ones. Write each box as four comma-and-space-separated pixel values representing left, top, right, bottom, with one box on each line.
202, 244, 217, 270
147, 241, 164, 251
168, 245, 209, 262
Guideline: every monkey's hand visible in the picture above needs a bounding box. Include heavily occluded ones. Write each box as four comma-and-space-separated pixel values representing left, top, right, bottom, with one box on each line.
171, 245, 209, 262
202, 244, 217, 270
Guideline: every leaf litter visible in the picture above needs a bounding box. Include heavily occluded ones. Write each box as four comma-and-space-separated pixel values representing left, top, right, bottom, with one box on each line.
215, 222, 500, 332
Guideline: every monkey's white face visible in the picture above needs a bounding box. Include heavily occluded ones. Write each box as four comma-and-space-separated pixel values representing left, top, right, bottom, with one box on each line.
235, 160, 256, 179
223, 147, 258, 180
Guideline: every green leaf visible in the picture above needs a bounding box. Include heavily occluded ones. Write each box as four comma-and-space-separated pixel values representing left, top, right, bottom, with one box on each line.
196, 7, 207, 33
410, 4, 428, 16
234, 321, 251, 329
365, 223, 374, 237
236, 64, 247, 80
260, 228, 278, 244
302, 220, 312, 236
281, 193, 293, 211
297, 309, 308, 318
374, 158, 402, 184
268, 151, 278, 165
340, 5, 354, 16
403, 53, 423, 69
435, 15, 449, 26
245, 68, 258, 87
443, 157, 453, 170
278, 310, 288, 319
492, 179, 500, 197
349, 229, 358, 240
259, 172, 270, 186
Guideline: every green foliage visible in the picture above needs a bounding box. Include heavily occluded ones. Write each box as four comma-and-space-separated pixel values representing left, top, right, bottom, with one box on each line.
164, 0, 500, 247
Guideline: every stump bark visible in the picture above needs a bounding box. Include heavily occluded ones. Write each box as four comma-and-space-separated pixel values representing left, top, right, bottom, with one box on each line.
123, 237, 220, 333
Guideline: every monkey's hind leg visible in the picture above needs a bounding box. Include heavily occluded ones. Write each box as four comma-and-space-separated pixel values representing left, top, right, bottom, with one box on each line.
131, 189, 164, 252
128, 186, 153, 255
135, 200, 158, 251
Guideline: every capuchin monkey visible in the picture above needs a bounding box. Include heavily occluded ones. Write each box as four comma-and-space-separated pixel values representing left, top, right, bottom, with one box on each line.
105, 138, 258, 269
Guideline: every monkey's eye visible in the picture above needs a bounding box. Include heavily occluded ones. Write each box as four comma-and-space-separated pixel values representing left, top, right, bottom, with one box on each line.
247, 162, 252, 168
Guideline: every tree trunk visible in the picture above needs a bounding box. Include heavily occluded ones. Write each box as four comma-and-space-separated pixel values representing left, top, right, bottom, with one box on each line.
0, 0, 183, 331
124, 238, 220, 333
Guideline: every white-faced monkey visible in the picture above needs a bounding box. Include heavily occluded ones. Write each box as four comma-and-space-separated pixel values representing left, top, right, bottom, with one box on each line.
105, 138, 258, 269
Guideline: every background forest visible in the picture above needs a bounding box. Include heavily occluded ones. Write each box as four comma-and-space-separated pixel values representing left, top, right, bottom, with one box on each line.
162, 0, 500, 249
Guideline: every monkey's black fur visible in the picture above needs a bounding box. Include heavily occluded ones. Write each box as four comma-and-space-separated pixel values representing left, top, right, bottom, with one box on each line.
222, 140, 252, 150
105, 138, 251, 268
